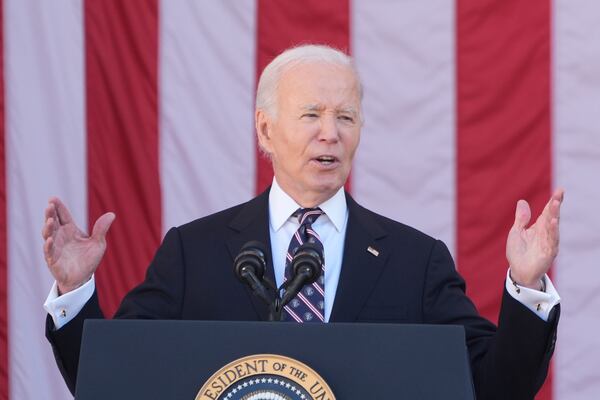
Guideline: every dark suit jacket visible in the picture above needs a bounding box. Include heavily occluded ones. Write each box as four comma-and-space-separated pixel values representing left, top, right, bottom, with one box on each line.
47, 189, 558, 399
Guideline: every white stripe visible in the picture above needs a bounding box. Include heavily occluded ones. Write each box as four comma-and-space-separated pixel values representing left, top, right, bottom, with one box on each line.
294, 231, 303, 245
160, 0, 257, 231
284, 306, 303, 323
352, 0, 456, 255
5, 0, 86, 398
296, 292, 324, 320
300, 210, 322, 224
306, 228, 321, 241
312, 281, 324, 296
553, 1, 600, 398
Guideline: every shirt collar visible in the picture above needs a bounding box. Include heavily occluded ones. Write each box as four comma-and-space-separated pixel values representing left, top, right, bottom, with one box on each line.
269, 178, 347, 233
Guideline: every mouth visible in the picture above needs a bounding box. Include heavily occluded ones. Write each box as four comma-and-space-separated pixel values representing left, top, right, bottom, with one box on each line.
312, 155, 339, 166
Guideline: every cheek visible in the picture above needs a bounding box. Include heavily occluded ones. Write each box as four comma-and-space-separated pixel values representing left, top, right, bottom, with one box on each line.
281, 135, 313, 161
343, 130, 361, 157
271, 137, 305, 171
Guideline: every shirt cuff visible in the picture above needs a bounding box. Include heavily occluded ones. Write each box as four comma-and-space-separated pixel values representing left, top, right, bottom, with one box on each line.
43, 276, 96, 330
505, 269, 561, 322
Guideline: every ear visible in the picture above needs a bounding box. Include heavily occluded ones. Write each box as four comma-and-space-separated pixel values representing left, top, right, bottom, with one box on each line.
255, 109, 274, 154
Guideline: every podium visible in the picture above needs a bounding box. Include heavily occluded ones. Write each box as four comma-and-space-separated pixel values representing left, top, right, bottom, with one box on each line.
75, 320, 475, 399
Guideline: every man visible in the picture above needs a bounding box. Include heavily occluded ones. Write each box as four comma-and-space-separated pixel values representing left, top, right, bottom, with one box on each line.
42, 45, 563, 399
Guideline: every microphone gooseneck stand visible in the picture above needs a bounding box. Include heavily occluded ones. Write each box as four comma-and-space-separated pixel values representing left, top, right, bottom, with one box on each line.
234, 241, 324, 321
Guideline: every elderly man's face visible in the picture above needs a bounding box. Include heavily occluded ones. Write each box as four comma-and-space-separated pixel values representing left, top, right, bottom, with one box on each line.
256, 62, 361, 206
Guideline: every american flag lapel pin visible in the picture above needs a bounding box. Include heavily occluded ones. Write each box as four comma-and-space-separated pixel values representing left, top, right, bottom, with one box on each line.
367, 246, 380, 257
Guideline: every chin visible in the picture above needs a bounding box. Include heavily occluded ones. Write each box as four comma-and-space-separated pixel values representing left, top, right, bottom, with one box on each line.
310, 177, 346, 195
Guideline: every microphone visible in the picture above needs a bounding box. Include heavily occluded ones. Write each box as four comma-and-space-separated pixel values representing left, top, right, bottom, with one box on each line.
233, 241, 272, 306
279, 242, 324, 308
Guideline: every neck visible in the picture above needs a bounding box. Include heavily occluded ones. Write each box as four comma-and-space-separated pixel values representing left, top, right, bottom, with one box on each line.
287, 190, 334, 208
274, 179, 338, 208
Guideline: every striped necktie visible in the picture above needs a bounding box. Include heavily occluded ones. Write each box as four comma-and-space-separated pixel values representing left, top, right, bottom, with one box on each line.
284, 208, 325, 322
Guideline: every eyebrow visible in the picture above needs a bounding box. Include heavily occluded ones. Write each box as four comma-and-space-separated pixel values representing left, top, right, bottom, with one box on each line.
301, 104, 324, 112
300, 104, 358, 115
338, 107, 358, 115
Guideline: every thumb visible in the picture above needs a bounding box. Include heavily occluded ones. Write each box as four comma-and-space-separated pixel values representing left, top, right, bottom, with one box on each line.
513, 199, 531, 230
91, 212, 116, 241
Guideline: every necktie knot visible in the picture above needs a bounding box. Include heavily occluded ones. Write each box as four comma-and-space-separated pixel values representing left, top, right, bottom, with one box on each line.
294, 207, 323, 227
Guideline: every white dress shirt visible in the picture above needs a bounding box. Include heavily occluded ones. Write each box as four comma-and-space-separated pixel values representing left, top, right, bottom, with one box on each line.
268, 178, 348, 322
45, 178, 560, 328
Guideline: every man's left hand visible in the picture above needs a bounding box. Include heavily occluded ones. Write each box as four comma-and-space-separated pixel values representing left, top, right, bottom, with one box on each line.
506, 188, 565, 289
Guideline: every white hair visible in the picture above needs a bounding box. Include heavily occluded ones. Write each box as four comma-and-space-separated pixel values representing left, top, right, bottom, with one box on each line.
255, 44, 363, 119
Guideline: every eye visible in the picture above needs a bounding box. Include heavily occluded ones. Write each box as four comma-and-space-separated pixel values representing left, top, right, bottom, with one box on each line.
301, 113, 319, 119
338, 115, 355, 123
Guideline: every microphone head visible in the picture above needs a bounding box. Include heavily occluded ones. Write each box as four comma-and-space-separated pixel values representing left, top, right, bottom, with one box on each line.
291, 242, 323, 284
234, 241, 267, 282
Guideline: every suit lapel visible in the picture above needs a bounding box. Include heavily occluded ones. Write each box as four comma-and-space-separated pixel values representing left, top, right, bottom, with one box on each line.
330, 195, 389, 322
225, 189, 276, 321
223, 190, 389, 322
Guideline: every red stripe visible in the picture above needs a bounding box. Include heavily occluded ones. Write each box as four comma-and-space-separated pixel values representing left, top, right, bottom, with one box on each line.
255, 0, 351, 195
0, 0, 8, 397
456, 1, 552, 399
85, 0, 160, 317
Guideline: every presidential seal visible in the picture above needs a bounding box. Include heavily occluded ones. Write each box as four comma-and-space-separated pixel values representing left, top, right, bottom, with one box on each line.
195, 354, 336, 400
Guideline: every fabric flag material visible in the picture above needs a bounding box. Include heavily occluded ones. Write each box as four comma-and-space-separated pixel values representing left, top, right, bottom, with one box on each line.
1, 1, 599, 399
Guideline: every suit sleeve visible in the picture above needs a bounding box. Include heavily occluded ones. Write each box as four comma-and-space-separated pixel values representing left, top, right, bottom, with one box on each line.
45, 290, 103, 395
422, 240, 559, 400
45, 227, 186, 394
115, 227, 186, 319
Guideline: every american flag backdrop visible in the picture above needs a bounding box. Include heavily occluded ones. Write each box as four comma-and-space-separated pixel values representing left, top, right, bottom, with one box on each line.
1, 1, 599, 399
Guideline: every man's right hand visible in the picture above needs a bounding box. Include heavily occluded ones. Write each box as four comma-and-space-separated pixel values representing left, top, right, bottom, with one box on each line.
42, 197, 115, 295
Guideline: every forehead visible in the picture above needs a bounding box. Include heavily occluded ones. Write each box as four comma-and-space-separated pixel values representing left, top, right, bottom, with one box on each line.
277, 62, 360, 109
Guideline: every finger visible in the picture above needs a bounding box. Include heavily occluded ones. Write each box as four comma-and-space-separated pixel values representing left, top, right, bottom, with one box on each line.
547, 217, 560, 258
41, 217, 56, 240
44, 202, 57, 220
91, 212, 116, 241
549, 197, 561, 221
545, 188, 564, 211
552, 187, 565, 203
513, 199, 531, 230
539, 189, 564, 225
550, 188, 564, 218
49, 196, 74, 225
44, 236, 55, 264
550, 216, 559, 238
529, 199, 560, 247
548, 190, 563, 240
44, 203, 60, 231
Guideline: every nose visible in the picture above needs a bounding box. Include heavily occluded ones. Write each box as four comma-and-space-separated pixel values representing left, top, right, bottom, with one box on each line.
318, 114, 340, 143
